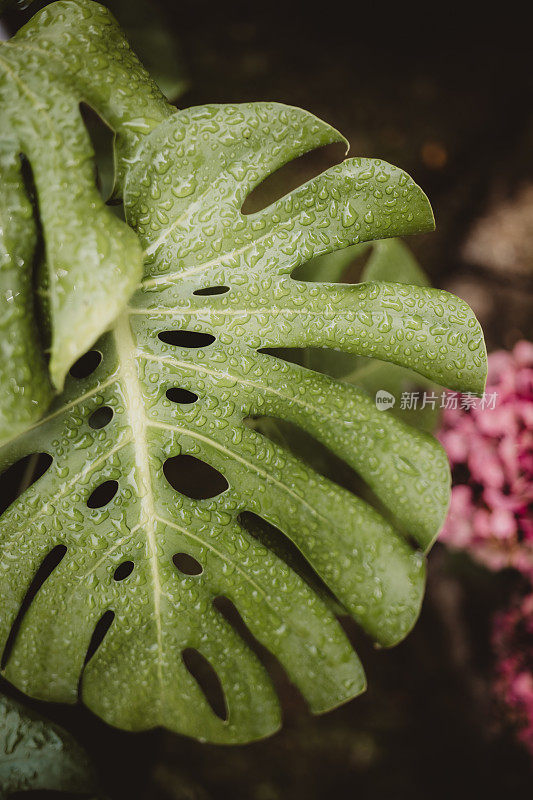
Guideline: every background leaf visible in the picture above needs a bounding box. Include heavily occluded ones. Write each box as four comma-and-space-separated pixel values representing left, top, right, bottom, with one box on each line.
0, 1, 34, 13
0, 692, 96, 797
104, 0, 188, 103
335, 239, 442, 432
0, 0, 172, 391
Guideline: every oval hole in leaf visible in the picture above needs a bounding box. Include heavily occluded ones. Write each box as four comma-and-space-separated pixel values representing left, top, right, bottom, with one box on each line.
88, 405, 113, 429
158, 330, 215, 348
69, 350, 102, 379
87, 480, 118, 509
0, 453, 53, 515
193, 286, 230, 297
83, 610, 115, 667
241, 140, 346, 215
1, 544, 67, 670
173, 552, 203, 576
163, 455, 228, 500
19, 152, 38, 212
113, 561, 134, 581
166, 387, 198, 405
182, 648, 227, 720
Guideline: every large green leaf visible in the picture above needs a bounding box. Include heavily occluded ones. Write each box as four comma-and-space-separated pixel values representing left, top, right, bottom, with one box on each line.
0, 0, 172, 397
0, 101, 486, 744
0, 693, 95, 797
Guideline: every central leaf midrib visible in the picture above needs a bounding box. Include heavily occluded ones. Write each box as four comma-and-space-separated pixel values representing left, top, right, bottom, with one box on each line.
113, 313, 164, 689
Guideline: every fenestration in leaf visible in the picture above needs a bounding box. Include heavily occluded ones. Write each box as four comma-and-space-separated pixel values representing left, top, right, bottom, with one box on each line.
0, 0, 172, 391
0, 102, 487, 744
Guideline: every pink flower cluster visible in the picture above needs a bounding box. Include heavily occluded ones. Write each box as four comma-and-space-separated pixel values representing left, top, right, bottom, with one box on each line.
439, 340, 533, 754
492, 594, 533, 753
438, 340, 533, 576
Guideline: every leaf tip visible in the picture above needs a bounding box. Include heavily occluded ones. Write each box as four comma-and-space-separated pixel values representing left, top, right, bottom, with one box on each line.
411, 181, 435, 235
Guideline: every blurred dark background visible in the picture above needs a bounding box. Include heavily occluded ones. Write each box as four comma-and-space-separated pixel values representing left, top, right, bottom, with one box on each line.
2, 1, 533, 798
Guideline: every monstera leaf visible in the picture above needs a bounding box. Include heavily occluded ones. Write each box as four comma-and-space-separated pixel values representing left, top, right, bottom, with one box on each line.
0, 98, 487, 743
0, 0, 172, 418
0, 692, 95, 797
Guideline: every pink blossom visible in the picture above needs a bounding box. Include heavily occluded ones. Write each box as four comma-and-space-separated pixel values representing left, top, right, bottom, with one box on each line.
492, 593, 533, 754
438, 340, 533, 577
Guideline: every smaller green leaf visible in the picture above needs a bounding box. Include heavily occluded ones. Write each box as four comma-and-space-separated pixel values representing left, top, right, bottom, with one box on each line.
0, 692, 96, 798
344, 359, 441, 432
0, 0, 173, 389
277, 240, 432, 384
0, 152, 52, 446
347, 238, 441, 432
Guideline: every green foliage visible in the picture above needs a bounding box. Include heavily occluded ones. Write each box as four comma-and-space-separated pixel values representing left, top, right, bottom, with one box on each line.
0, 0, 172, 419
0, 88, 486, 742
0, 692, 95, 797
